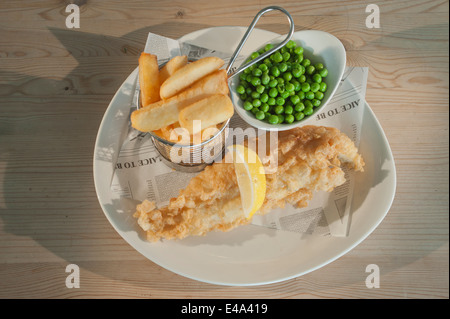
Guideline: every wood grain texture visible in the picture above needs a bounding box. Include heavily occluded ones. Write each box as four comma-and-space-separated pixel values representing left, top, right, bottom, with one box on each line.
0, 0, 448, 299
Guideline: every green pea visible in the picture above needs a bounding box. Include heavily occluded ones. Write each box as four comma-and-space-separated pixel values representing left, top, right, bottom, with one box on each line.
272, 51, 283, 63
252, 68, 262, 77
255, 110, 265, 120
301, 82, 311, 92
294, 102, 305, 112
285, 114, 295, 124
290, 95, 300, 105
284, 105, 294, 115
268, 79, 278, 88
252, 99, 261, 107
320, 68, 328, 77
250, 52, 259, 60
298, 91, 305, 100
260, 103, 269, 112
314, 62, 323, 70
303, 100, 313, 110
258, 64, 268, 72
310, 82, 320, 93
285, 82, 295, 92
286, 40, 296, 49
265, 43, 274, 52
314, 91, 324, 100
256, 85, 265, 94
280, 90, 290, 99
306, 65, 315, 75
268, 114, 279, 124
270, 66, 280, 77
251, 91, 260, 99
292, 68, 302, 78
251, 77, 261, 86
260, 93, 269, 103
292, 80, 301, 91
294, 112, 305, 121
305, 91, 315, 100
243, 101, 253, 111
261, 73, 270, 85
300, 65, 306, 75
236, 85, 245, 94
312, 74, 322, 83
276, 97, 285, 106
283, 72, 292, 82
274, 105, 284, 114
269, 88, 278, 98
294, 46, 304, 55
236, 41, 331, 118
304, 105, 314, 116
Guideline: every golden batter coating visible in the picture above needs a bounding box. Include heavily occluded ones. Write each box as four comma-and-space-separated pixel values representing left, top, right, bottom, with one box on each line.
134, 126, 365, 242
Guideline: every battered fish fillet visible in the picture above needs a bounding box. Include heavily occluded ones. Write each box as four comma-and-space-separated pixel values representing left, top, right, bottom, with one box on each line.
134, 125, 364, 242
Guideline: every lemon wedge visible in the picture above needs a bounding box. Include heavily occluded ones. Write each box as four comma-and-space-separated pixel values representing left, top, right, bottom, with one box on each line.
228, 144, 266, 219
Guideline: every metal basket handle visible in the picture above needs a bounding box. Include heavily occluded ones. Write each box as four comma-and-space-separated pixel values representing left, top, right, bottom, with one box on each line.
226, 6, 295, 80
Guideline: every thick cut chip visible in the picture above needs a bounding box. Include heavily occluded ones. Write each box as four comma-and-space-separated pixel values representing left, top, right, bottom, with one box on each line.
160, 56, 225, 100
179, 94, 234, 135
131, 69, 229, 132
159, 55, 188, 85
138, 53, 160, 107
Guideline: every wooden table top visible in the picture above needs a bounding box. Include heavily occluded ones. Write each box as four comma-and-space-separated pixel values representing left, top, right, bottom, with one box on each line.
0, 0, 448, 299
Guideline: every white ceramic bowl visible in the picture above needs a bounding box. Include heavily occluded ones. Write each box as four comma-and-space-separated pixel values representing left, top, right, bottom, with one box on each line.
229, 30, 346, 131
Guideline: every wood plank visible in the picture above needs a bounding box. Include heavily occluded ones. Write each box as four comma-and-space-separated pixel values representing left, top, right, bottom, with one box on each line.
0, 0, 447, 22
1, 13, 448, 60
0, 252, 447, 298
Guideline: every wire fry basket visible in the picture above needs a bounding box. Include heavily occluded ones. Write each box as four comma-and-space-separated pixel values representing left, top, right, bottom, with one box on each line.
136, 6, 294, 172
149, 120, 230, 172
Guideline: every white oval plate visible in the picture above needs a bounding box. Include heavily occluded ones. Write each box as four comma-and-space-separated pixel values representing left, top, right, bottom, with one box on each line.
93, 27, 396, 286
229, 30, 346, 131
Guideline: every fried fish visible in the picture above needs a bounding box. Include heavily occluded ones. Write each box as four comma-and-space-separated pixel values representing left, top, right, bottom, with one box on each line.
134, 125, 365, 242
